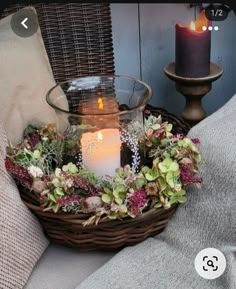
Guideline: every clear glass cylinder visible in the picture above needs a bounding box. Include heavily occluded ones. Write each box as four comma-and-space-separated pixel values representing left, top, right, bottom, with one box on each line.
46, 75, 152, 178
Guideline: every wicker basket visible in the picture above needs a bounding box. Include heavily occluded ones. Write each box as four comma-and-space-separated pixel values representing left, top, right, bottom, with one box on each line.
21, 190, 178, 251
25, 201, 177, 251
17, 106, 189, 251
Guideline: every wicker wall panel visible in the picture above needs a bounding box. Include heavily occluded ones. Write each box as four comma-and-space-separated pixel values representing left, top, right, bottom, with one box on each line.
1, 3, 115, 83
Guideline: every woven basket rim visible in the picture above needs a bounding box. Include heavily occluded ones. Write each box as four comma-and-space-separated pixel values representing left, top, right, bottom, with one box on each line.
24, 200, 178, 226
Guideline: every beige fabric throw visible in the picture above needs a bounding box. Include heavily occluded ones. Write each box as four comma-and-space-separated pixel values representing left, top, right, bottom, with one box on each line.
75, 93, 236, 289
0, 121, 49, 288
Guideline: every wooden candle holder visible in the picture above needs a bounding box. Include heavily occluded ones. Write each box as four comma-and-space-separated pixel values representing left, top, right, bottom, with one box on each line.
164, 62, 223, 125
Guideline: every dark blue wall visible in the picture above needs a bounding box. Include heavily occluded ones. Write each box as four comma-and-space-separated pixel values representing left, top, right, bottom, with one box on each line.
111, 4, 236, 117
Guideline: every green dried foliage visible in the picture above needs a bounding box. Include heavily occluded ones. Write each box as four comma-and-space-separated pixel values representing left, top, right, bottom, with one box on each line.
5, 116, 202, 225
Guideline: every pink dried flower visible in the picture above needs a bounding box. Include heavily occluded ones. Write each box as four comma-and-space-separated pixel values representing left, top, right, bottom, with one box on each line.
80, 196, 102, 213
191, 138, 200, 144
27, 132, 40, 148
180, 157, 192, 165
154, 130, 165, 139
5, 157, 33, 188
72, 176, 97, 195
57, 195, 81, 206
32, 179, 47, 193
170, 134, 184, 140
180, 165, 202, 185
144, 109, 151, 115
128, 189, 148, 217
42, 175, 50, 182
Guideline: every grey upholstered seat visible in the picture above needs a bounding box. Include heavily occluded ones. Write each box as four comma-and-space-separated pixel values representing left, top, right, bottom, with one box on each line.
24, 245, 114, 289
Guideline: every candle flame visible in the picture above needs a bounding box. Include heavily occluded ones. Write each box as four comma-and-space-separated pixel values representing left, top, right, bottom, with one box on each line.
190, 21, 196, 31
98, 131, 103, 141
177, 11, 209, 33
97, 98, 104, 110
189, 10, 209, 32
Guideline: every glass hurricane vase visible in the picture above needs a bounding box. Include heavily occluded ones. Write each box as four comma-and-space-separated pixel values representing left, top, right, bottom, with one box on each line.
46, 75, 152, 178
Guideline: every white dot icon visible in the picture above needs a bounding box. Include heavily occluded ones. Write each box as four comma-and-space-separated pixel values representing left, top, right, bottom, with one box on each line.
208, 26, 213, 31
195, 248, 226, 280
214, 26, 219, 31
202, 26, 207, 31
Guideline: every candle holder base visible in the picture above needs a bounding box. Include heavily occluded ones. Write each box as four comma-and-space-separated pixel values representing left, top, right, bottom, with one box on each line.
164, 62, 223, 126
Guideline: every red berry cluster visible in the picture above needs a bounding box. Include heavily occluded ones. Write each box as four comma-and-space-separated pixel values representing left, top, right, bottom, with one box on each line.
5, 157, 33, 188
191, 138, 200, 144
57, 194, 81, 206
180, 165, 202, 185
27, 132, 40, 148
72, 176, 97, 195
128, 189, 148, 217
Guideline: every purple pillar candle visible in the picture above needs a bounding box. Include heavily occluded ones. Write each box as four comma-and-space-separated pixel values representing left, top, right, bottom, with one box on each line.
175, 10, 211, 78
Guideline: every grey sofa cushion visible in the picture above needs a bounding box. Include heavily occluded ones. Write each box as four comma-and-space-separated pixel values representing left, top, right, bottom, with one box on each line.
74, 93, 236, 289
24, 244, 114, 289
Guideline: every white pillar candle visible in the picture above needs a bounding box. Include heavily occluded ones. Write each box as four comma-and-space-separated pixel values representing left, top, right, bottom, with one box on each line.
81, 128, 121, 177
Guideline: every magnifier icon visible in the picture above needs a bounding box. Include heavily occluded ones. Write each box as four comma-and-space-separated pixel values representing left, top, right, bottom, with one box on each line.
207, 260, 214, 268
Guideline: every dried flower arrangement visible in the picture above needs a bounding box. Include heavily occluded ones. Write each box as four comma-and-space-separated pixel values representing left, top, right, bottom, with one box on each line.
5, 114, 202, 226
